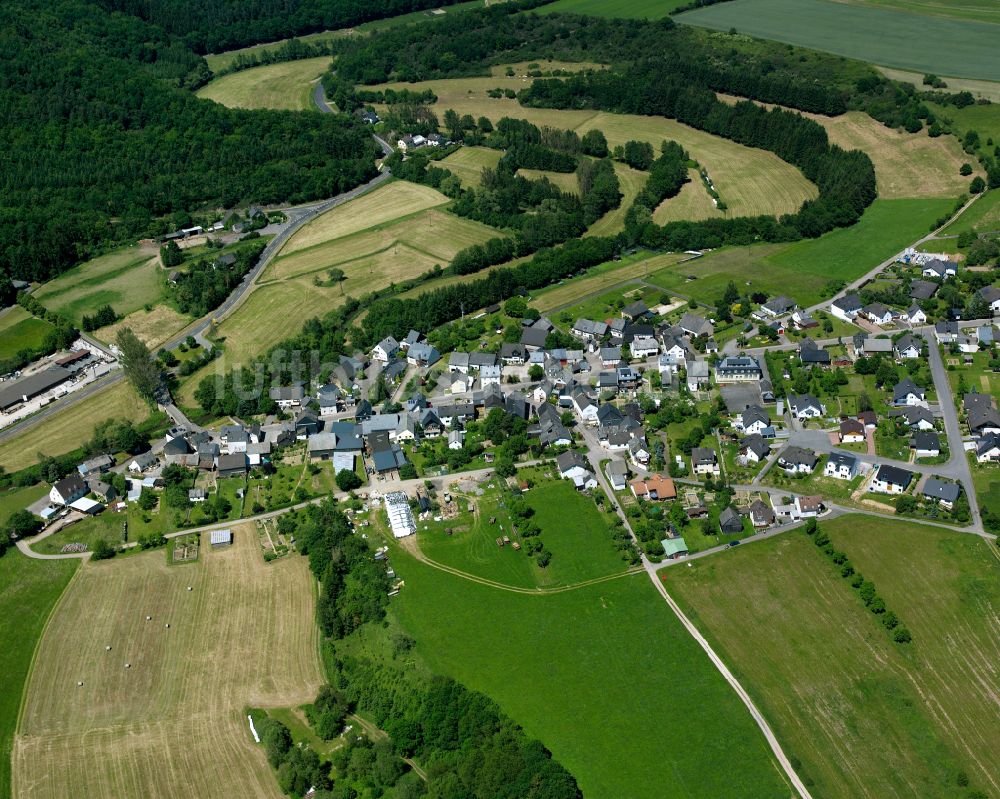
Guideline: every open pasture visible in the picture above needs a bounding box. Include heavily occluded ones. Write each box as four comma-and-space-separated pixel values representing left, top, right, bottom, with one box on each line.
0, 381, 151, 473
665, 516, 1000, 799
653, 168, 723, 224
647, 197, 955, 305
196, 56, 331, 111
33, 248, 161, 325
93, 304, 192, 349
583, 161, 647, 237
516, 168, 579, 194
0, 553, 78, 799
13, 526, 323, 799
391, 555, 790, 799
944, 189, 1000, 234
438, 145, 502, 187
879, 67, 1000, 103
0, 308, 55, 360
847, 0, 1000, 25
678, 0, 1000, 83
369, 76, 818, 220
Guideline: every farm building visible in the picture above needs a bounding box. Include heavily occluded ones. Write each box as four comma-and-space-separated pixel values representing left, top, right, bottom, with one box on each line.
0, 366, 72, 411
385, 492, 416, 538
661, 537, 689, 559
210, 529, 233, 547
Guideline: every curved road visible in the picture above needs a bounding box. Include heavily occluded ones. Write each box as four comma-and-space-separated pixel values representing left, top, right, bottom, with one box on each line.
0, 88, 392, 447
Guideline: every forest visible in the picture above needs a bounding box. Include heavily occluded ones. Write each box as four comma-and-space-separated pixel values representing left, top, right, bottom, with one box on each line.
0, 0, 378, 285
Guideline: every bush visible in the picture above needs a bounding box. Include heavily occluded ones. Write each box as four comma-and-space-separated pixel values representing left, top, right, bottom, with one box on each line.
91, 539, 116, 560
335, 469, 363, 492
892, 626, 912, 644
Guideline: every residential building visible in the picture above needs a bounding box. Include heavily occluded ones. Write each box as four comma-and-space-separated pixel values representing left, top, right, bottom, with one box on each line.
788, 394, 825, 419
778, 445, 818, 474
686, 359, 711, 392
739, 434, 770, 464
979, 285, 1000, 314
606, 460, 629, 491
830, 294, 863, 321
922, 478, 961, 509
862, 302, 894, 327
217, 452, 248, 478
824, 452, 857, 480
600, 346, 622, 367
901, 306, 927, 326
691, 447, 720, 476
870, 464, 913, 494
268, 385, 304, 409
735, 405, 771, 435
719, 507, 744, 534
629, 474, 677, 501
975, 433, 1000, 463
760, 295, 795, 318
630, 335, 659, 359
748, 499, 775, 528
678, 312, 714, 338
909, 280, 937, 301
371, 337, 399, 363
890, 405, 935, 430
50, 474, 87, 506
715, 354, 762, 383
572, 318, 608, 343
922, 258, 958, 279
911, 430, 941, 458
894, 333, 921, 360
892, 378, 926, 407
839, 418, 865, 443
406, 342, 440, 368
556, 451, 597, 490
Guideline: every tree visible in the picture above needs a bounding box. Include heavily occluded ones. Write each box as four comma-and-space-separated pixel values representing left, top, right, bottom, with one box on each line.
260, 718, 293, 767
503, 296, 528, 317
398, 463, 417, 480
335, 469, 362, 492
528, 363, 544, 381
960, 162, 973, 176
970, 175, 986, 194
6, 508, 41, 540
116, 327, 160, 402
91, 539, 116, 560
581, 128, 608, 157
160, 240, 183, 267
495, 458, 516, 478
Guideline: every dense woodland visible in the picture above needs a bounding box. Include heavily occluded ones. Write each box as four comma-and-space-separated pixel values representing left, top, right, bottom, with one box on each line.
0, 0, 378, 285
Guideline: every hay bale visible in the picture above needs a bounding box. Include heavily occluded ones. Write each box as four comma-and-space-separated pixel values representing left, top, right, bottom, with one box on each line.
146, 615, 152, 621
125, 663, 131, 669
105, 645, 112, 651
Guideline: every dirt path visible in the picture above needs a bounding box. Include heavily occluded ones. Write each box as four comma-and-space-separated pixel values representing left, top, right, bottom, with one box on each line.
349, 714, 427, 781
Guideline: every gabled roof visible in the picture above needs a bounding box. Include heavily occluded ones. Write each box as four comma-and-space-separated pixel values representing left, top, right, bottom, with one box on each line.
893, 378, 923, 401
691, 446, 717, 465
909, 280, 937, 300
740, 434, 770, 459
779, 445, 818, 468
827, 451, 856, 471
911, 430, 940, 450
556, 451, 589, 473
876, 464, 913, 487
832, 294, 863, 312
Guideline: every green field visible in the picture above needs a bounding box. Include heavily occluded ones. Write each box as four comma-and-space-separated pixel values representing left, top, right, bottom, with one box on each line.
585, 161, 648, 237
665, 516, 1000, 799
0, 552, 78, 799
0, 308, 55, 360
32, 247, 162, 326
943, 189, 1000, 234
849, 0, 1000, 25
418, 480, 629, 588
196, 57, 331, 110
646, 197, 955, 306
541, 0, 684, 17
390, 555, 790, 798
438, 146, 502, 187
679, 0, 1000, 82
0, 381, 151, 473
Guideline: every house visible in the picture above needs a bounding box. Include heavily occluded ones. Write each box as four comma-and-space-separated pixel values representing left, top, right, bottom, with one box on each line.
469, 352, 497, 371
890, 405, 935, 430
691, 447, 720, 476
892, 378, 926, 407
788, 394, 825, 419
600, 346, 622, 367
246, 441, 271, 467
922, 478, 961, 509
858, 410, 878, 429
188, 488, 207, 503
661, 537, 689, 560
268, 385, 304, 409
791, 310, 817, 329
909, 280, 938, 301
760, 295, 796, 318
371, 337, 399, 363
294, 409, 320, 438
967, 404, 1000, 436
355, 399, 373, 422
748, 499, 775, 528
715, 354, 762, 383
606, 460, 629, 491
794, 495, 824, 518
520, 326, 548, 349
922, 258, 958, 279
678, 312, 714, 339
800, 345, 831, 367
778, 445, 818, 474
736, 405, 771, 435
824, 452, 857, 480
86, 479, 115, 502
572, 387, 599, 423
77, 453, 114, 477
739, 434, 770, 464
719, 507, 744, 534
839, 418, 866, 443
911, 430, 941, 458
448, 352, 471, 374
556, 451, 597, 490
50, 474, 87, 506
686, 359, 711, 391
127, 451, 157, 474
572, 318, 608, 343
901, 305, 927, 326
894, 333, 921, 360
857, 335, 893, 357
862, 303, 895, 327
934, 320, 959, 344
979, 285, 1000, 314
870, 464, 913, 494
447, 429, 464, 450
975, 433, 1000, 463
629, 335, 659, 359
217, 452, 248, 478
629, 474, 677, 502
400, 329, 422, 350
956, 334, 979, 354
977, 325, 995, 346
406, 342, 440, 368
627, 436, 650, 468
479, 364, 502, 387
831, 294, 863, 321
317, 384, 343, 414
221, 425, 248, 452
359, 109, 379, 125
500, 342, 527, 365
162, 435, 192, 462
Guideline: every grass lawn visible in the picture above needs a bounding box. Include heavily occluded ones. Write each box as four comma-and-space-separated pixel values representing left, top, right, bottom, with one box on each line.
367, 77, 817, 219
196, 57, 331, 111
551, 283, 664, 329
438, 146, 502, 188
927, 101, 1000, 164
0, 484, 48, 526
92, 304, 192, 350
32, 247, 162, 325
390, 554, 790, 799
969, 459, 1000, 520
0, 308, 56, 360
665, 515, 1000, 799
33, 512, 125, 555
646, 198, 956, 306
419, 479, 629, 589
0, 381, 152, 473
679, 0, 1000, 82
0, 552, 78, 799
517, 168, 580, 195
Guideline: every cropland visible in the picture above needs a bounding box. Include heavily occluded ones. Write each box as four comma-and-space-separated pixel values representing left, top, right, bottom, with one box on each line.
678, 0, 1000, 82
32, 248, 162, 326
0, 381, 151, 473
390, 553, 791, 799
847, 0, 1000, 25
93, 304, 192, 349
665, 516, 1000, 799
437, 145, 502, 187
180, 181, 498, 396
0, 309, 55, 361
368, 77, 819, 219
12, 527, 323, 799
196, 57, 332, 111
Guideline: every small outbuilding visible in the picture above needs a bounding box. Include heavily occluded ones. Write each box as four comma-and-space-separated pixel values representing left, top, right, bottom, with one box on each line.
209, 529, 233, 547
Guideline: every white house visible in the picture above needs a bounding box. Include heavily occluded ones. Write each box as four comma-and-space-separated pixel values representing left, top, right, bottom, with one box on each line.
824, 452, 857, 480
869, 464, 913, 494
778, 445, 818, 474
630, 335, 659, 359
735, 405, 771, 436
892, 378, 926, 407
372, 337, 399, 363
572, 388, 599, 423
556, 451, 597, 490
830, 294, 863, 322
447, 429, 464, 450
922, 258, 958, 279
50, 474, 87, 506
911, 430, 941, 459
979, 286, 1000, 314
686, 359, 710, 392
862, 303, 895, 327
450, 372, 470, 393
894, 334, 921, 360
480, 364, 502, 387
975, 433, 1000, 463
691, 447, 720, 476
902, 305, 927, 326
788, 394, 825, 419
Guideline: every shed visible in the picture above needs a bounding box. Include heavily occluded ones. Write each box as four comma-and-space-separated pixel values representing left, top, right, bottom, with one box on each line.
210, 529, 233, 547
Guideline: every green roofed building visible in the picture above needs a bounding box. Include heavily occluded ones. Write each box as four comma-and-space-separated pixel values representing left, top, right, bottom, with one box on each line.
661, 537, 689, 560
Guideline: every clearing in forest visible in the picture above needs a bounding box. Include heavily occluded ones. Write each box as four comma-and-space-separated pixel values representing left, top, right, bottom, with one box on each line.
13, 528, 323, 799
438, 146, 502, 188
196, 56, 332, 111
665, 515, 1000, 799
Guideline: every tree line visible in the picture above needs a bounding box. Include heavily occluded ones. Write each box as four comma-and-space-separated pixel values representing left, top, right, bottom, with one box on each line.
170, 240, 267, 317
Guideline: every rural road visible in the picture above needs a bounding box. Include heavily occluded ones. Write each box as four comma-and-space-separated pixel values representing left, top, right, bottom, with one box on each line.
0, 93, 393, 447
